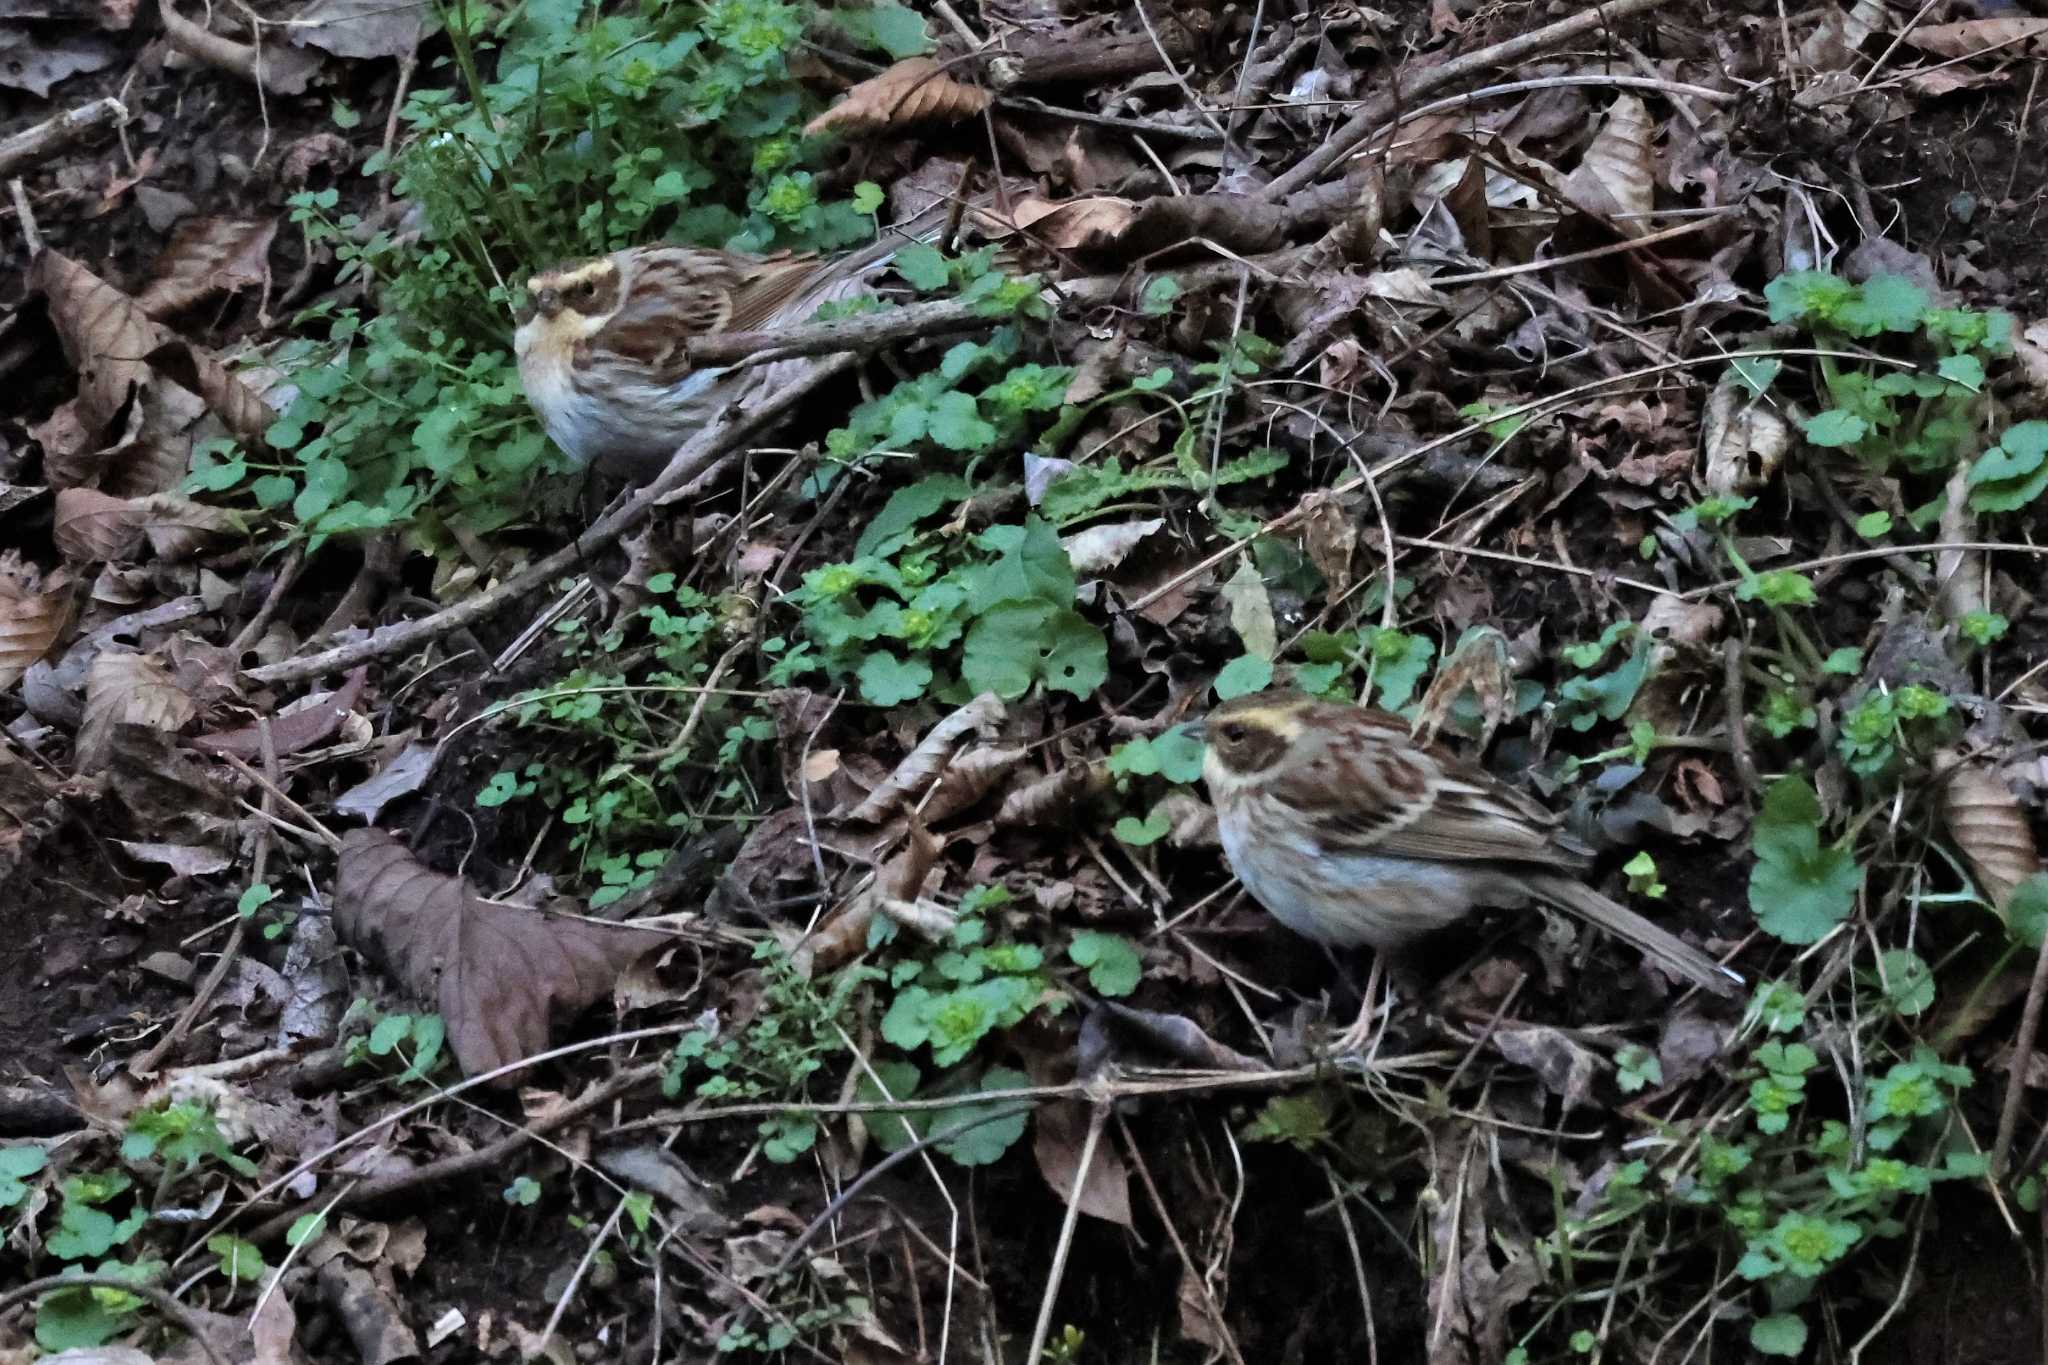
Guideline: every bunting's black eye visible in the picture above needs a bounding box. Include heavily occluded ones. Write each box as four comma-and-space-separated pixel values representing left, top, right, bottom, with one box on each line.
1221, 723, 1246, 743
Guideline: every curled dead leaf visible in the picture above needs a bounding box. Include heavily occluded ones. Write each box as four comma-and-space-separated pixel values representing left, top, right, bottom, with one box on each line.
1701, 372, 1789, 495
1562, 93, 1654, 225
0, 553, 75, 693
135, 216, 276, 319
1905, 15, 2048, 60
1939, 753, 2042, 914
996, 761, 1110, 827
804, 56, 989, 138
848, 693, 1005, 822
333, 829, 665, 1080
1032, 1100, 1132, 1227
145, 340, 281, 453
137, 492, 243, 560
1411, 627, 1513, 748
80, 650, 197, 769
29, 250, 163, 438
189, 667, 367, 760
921, 745, 1026, 823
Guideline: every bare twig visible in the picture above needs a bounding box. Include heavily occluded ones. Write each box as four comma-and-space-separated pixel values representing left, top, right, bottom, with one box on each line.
1260, 0, 1668, 199
0, 96, 125, 177
8, 179, 39, 256
1994, 926, 2048, 1176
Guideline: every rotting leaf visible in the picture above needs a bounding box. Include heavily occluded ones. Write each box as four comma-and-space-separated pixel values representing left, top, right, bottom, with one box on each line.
0, 553, 75, 694
1702, 370, 1790, 495
919, 744, 1026, 824
188, 667, 366, 760
1031, 1100, 1132, 1226
332, 829, 665, 1081
147, 341, 279, 453
804, 56, 989, 138
1411, 627, 1514, 748
1939, 751, 2042, 915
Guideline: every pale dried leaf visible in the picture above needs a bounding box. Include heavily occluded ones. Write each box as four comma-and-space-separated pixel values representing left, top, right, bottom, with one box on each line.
1411, 627, 1513, 747
1562, 93, 1654, 224
804, 56, 989, 138
53, 487, 146, 564
848, 693, 1005, 822
0, 553, 75, 693
1062, 518, 1163, 576
1940, 754, 2041, 914
333, 829, 665, 1080
288, 0, 423, 59
1156, 792, 1218, 847
977, 193, 1139, 251
1701, 372, 1789, 495
1222, 559, 1276, 660
80, 650, 196, 769
29, 250, 163, 437
135, 217, 277, 318
1494, 1025, 1603, 1110
333, 742, 436, 822
875, 895, 959, 942
1905, 16, 2048, 60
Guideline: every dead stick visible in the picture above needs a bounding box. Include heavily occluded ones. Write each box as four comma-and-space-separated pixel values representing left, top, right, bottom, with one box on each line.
0, 96, 125, 177
1993, 926, 2048, 1176
1260, 0, 1667, 199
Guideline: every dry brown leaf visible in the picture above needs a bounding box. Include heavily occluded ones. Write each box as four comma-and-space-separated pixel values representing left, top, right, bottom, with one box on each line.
804, 56, 989, 138
159, 0, 322, 93
1906, 16, 2048, 60
334, 830, 665, 1080
1562, 93, 1654, 226
145, 339, 279, 451
803, 823, 941, 973
1940, 753, 2042, 915
189, 667, 367, 759
80, 650, 197, 769
135, 217, 276, 318
1031, 1100, 1132, 1226
29, 250, 163, 439
1701, 371, 1789, 495
920, 744, 1025, 823
0, 553, 75, 694
53, 487, 146, 563
1411, 627, 1513, 748
1061, 518, 1162, 576
1297, 490, 1357, 595
848, 693, 1004, 822
975, 193, 1139, 252
995, 761, 1109, 827
136, 492, 243, 560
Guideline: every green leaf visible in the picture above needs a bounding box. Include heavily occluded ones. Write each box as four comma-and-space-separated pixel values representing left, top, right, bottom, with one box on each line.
2007, 873, 2048, 947
894, 242, 950, 291
1840, 274, 1929, 335
209, 1234, 268, 1282
1802, 408, 1867, 447
1730, 356, 1781, 396
973, 517, 1076, 609
1214, 654, 1274, 699
832, 0, 933, 57
933, 1067, 1030, 1166
927, 390, 997, 452
1875, 949, 1934, 1015
1750, 1314, 1808, 1357
854, 1060, 926, 1153
1854, 510, 1893, 538
1939, 352, 1985, 388
760, 1112, 818, 1163
285, 1212, 327, 1246
1140, 276, 1181, 316
1240, 1092, 1333, 1150
1112, 809, 1170, 847
961, 601, 1106, 699
1749, 775, 1861, 944
854, 473, 970, 557
857, 651, 931, 705
1069, 931, 1142, 996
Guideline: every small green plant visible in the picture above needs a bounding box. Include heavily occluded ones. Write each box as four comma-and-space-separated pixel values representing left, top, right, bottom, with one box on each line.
1760, 270, 2010, 480
1837, 684, 1955, 780
343, 1004, 449, 1084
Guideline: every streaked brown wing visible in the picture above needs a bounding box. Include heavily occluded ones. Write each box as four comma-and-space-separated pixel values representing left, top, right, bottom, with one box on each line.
1279, 704, 1583, 871
586, 249, 743, 385
723, 253, 829, 331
